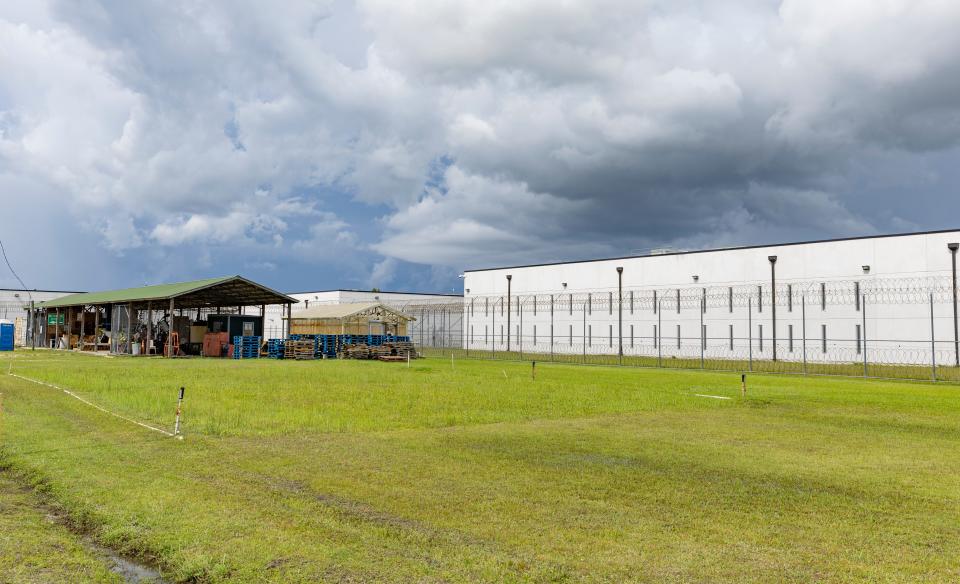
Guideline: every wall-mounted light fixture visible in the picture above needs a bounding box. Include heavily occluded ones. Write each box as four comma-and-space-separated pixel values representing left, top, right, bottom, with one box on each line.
862, 265, 870, 274
692, 275, 699, 282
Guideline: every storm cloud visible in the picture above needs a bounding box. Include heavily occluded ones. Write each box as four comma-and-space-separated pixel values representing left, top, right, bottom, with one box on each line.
1, 1, 959, 290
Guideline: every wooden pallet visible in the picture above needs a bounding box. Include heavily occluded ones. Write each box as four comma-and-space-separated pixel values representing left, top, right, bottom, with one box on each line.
340, 343, 372, 359
340, 341, 418, 360
284, 340, 316, 360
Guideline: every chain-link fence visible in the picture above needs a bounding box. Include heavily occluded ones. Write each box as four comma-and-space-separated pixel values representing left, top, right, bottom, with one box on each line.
416, 275, 960, 383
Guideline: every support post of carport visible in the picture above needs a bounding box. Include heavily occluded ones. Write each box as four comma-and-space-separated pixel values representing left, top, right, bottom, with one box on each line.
65, 306, 72, 350
93, 305, 99, 354
127, 302, 133, 355
285, 303, 292, 338
110, 305, 116, 353
40, 307, 47, 349
167, 298, 175, 357
80, 305, 86, 352
146, 301, 152, 355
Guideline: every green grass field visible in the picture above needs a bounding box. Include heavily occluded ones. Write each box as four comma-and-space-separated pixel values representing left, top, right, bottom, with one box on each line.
1, 350, 959, 582
0, 474, 120, 583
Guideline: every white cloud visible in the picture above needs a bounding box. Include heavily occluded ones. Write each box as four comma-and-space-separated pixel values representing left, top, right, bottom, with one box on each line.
374, 165, 603, 266
368, 257, 397, 288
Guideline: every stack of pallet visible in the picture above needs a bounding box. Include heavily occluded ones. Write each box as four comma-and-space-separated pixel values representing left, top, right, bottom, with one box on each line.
284, 339, 315, 360
340, 343, 372, 359
232, 336, 262, 359
369, 344, 393, 359
339, 341, 418, 361
317, 335, 340, 358
289, 334, 324, 359
281, 334, 415, 360
266, 339, 286, 359
380, 341, 417, 361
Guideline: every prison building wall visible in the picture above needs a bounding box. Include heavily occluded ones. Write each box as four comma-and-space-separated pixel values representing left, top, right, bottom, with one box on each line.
457, 229, 960, 368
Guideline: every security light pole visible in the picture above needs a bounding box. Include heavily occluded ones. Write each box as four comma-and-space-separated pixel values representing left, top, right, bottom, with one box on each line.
616, 267, 623, 365
506, 275, 512, 352
769, 255, 778, 362
949, 243, 959, 367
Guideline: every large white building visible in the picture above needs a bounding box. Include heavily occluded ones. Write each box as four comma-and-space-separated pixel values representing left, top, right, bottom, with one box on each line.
460, 229, 960, 370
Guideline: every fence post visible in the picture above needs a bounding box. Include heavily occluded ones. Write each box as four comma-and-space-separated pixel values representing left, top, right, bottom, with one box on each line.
862, 293, 868, 378
802, 295, 807, 375
492, 299, 496, 359
617, 267, 624, 366
748, 297, 753, 372
519, 296, 523, 360
550, 294, 555, 362
582, 300, 587, 364
700, 292, 705, 369
930, 292, 937, 382
657, 298, 662, 368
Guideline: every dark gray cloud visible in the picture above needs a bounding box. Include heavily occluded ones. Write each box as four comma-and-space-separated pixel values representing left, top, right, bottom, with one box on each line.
1, 1, 959, 292
370, 0, 960, 267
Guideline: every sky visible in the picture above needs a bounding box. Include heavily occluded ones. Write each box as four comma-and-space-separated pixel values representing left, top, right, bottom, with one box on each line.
1, 0, 960, 294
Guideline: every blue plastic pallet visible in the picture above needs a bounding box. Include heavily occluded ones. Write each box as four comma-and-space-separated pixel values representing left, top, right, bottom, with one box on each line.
266, 338, 286, 359
232, 336, 262, 359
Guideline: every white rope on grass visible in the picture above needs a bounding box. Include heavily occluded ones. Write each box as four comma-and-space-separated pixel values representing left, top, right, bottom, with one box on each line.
7, 372, 175, 437
694, 393, 732, 400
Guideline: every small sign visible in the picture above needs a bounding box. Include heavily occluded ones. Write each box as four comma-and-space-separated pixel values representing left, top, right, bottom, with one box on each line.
47, 314, 65, 326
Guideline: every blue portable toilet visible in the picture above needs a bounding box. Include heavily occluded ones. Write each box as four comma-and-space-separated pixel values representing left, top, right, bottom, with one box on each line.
0, 322, 14, 351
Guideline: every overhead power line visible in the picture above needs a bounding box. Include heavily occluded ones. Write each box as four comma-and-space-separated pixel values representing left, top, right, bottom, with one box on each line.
0, 238, 32, 302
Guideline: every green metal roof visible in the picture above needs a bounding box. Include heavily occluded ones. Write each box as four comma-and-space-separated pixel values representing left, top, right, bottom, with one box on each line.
39, 276, 295, 309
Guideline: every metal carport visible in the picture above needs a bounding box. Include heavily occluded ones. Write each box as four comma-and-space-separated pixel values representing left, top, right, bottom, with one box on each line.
38, 276, 297, 357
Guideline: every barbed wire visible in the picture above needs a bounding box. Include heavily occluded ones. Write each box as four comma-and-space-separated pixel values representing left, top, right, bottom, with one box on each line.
392, 275, 958, 313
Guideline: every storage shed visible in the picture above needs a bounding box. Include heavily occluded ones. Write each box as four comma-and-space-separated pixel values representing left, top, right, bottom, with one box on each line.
286, 302, 414, 336
38, 275, 297, 357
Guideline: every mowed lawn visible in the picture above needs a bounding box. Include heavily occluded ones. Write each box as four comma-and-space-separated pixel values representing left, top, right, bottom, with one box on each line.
1, 352, 959, 582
